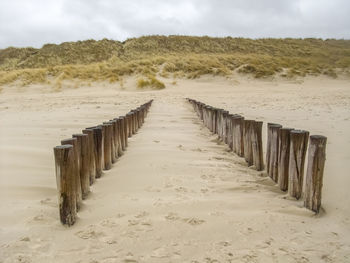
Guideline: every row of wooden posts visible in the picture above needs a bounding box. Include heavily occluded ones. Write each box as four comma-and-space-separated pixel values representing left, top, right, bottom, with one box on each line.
187, 98, 327, 213
53, 100, 153, 226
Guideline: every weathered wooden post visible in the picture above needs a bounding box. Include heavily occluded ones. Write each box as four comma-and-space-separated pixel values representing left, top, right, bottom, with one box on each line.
114, 118, 124, 156
232, 115, 244, 157
61, 138, 82, 210
304, 135, 327, 213
251, 121, 264, 171
107, 120, 118, 163
222, 111, 229, 143
277, 128, 294, 191
91, 126, 103, 178
54, 145, 77, 226
212, 107, 218, 134
101, 123, 112, 170
268, 124, 282, 182
119, 116, 126, 150
127, 113, 132, 138
288, 130, 309, 199
243, 120, 254, 166
122, 115, 128, 148
72, 134, 90, 198
266, 123, 278, 174
82, 129, 96, 185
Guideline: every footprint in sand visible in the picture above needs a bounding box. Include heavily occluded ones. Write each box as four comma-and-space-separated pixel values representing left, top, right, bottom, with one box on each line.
75, 225, 106, 240
183, 217, 205, 226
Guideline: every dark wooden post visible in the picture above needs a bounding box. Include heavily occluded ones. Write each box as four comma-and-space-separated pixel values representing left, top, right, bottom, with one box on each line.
107, 120, 118, 163
72, 134, 90, 199
268, 124, 282, 182
288, 130, 309, 199
101, 123, 112, 170
304, 135, 327, 213
61, 138, 82, 210
277, 128, 294, 191
114, 118, 124, 156
243, 120, 254, 166
251, 121, 264, 171
122, 115, 128, 148
82, 129, 96, 185
119, 116, 126, 150
91, 126, 103, 178
54, 145, 77, 226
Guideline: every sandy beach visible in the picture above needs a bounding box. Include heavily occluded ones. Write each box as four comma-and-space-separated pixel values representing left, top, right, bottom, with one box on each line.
0, 75, 350, 262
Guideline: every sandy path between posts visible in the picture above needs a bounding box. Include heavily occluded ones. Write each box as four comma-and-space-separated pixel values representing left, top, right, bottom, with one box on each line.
0, 76, 350, 262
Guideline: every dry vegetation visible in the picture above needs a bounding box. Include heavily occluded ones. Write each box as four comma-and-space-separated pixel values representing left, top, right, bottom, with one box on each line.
0, 36, 349, 87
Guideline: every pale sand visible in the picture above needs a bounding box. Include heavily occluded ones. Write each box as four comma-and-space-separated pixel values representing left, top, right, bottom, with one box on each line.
0, 76, 349, 262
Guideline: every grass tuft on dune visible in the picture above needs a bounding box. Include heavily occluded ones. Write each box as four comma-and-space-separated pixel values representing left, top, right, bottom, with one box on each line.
0, 36, 349, 86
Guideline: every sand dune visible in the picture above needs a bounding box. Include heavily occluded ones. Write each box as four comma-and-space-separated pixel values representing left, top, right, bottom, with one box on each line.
0, 76, 350, 262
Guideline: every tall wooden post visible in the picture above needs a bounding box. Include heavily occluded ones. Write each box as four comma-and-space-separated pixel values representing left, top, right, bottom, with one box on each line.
277, 128, 294, 191
243, 120, 254, 166
266, 123, 277, 174
268, 124, 282, 182
54, 145, 76, 226
61, 138, 82, 210
72, 134, 90, 199
288, 130, 309, 199
251, 121, 264, 171
101, 123, 112, 170
304, 135, 327, 213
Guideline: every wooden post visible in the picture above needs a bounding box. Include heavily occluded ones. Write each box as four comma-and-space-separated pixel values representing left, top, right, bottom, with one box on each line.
122, 115, 128, 148
54, 145, 76, 226
277, 128, 294, 191
72, 134, 90, 198
304, 135, 327, 213
251, 121, 264, 171
288, 130, 309, 199
61, 138, 82, 210
114, 118, 124, 156
266, 123, 278, 174
212, 108, 217, 134
222, 111, 229, 143
268, 124, 282, 182
107, 120, 118, 163
91, 126, 103, 178
119, 116, 126, 150
101, 123, 112, 170
82, 129, 96, 185
243, 120, 254, 166
232, 115, 244, 157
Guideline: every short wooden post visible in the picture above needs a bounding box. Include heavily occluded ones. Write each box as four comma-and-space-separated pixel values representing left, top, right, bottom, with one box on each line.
251, 121, 264, 171
222, 111, 229, 143
243, 120, 254, 166
277, 128, 294, 191
72, 134, 90, 198
61, 138, 82, 210
304, 135, 327, 213
101, 124, 112, 170
54, 145, 77, 226
268, 124, 282, 182
288, 130, 309, 199
82, 129, 96, 185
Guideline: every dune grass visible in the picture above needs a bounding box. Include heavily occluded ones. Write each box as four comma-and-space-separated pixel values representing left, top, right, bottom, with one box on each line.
0, 36, 349, 87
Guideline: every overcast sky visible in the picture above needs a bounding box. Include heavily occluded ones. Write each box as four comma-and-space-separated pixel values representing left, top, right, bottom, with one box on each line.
0, 0, 349, 48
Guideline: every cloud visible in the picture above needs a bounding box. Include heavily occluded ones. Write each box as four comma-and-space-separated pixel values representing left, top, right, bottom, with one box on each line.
0, 0, 349, 48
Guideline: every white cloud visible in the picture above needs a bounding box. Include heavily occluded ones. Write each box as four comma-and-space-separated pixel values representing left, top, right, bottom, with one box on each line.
0, 0, 349, 48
